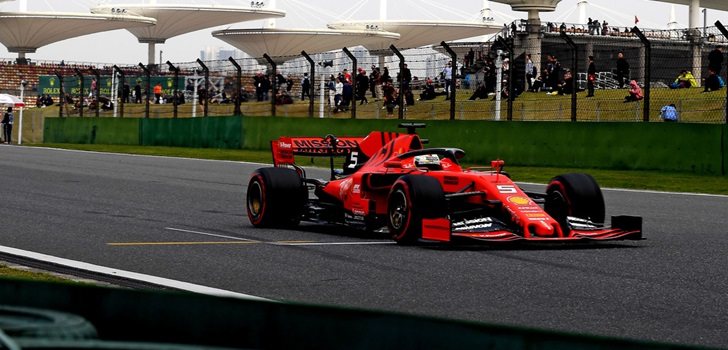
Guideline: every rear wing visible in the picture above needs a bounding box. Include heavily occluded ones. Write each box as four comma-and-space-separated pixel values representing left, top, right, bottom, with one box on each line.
271, 136, 365, 166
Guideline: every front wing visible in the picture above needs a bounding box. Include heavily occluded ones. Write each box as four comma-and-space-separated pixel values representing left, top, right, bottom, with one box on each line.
421, 216, 643, 243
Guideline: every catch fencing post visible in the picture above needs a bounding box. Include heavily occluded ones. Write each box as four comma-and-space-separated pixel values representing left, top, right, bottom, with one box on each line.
166, 61, 180, 119
632, 27, 651, 122
55, 72, 64, 118
112, 65, 125, 118
74, 68, 84, 117
263, 54, 276, 117
342, 47, 357, 119
301, 51, 316, 118
18, 79, 26, 144
715, 21, 728, 124
497, 36, 515, 121
559, 32, 578, 122
90, 68, 100, 117
196, 59, 209, 117
228, 57, 242, 117
440, 41, 457, 121
138, 63, 151, 118
390, 44, 405, 120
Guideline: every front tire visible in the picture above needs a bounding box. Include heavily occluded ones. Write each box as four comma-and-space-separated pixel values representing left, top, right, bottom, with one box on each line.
247, 167, 307, 228
387, 175, 447, 244
545, 173, 605, 229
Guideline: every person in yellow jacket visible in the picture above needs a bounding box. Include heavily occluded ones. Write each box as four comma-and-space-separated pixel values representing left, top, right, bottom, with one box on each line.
670, 70, 697, 89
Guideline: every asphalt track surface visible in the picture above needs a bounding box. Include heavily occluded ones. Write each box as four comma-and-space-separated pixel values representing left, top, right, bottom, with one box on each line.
1, 145, 727, 348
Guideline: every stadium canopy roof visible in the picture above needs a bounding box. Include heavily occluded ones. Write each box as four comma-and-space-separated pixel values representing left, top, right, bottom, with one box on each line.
90, 4, 286, 44
212, 28, 400, 62
648, 0, 728, 12
489, 0, 561, 12
326, 20, 501, 51
0, 11, 156, 56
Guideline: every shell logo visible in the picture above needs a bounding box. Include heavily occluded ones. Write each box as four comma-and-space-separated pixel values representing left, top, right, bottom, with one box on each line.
507, 196, 531, 205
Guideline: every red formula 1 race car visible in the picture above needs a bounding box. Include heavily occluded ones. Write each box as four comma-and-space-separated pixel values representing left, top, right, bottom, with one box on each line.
246, 123, 642, 244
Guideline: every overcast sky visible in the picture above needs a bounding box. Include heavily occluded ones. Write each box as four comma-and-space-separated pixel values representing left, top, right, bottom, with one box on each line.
0, 0, 726, 64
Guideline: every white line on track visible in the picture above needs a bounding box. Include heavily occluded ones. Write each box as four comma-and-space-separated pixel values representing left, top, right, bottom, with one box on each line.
270, 241, 396, 246
0, 245, 272, 302
164, 227, 259, 242
165, 227, 394, 246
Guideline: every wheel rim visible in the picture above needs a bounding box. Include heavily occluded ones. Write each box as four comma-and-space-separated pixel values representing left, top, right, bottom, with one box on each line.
546, 190, 567, 220
247, 180, 263, 218
389, 190, 408, 231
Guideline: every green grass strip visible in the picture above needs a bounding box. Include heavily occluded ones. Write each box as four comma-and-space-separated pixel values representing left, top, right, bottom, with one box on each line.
37, 143, 728, 195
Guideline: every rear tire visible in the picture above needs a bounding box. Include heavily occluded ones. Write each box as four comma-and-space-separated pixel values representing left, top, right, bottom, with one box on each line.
545, 173, 605, 227
387, 175, 447, 245
246, 167, 307, 228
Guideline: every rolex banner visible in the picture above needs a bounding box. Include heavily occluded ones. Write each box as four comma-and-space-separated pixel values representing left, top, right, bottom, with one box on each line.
38, 76, 186, 97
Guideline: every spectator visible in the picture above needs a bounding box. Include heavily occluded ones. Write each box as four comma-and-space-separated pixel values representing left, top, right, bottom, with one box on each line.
660, 104, 679, 122
42, 94, 54, 107
327, 75, 336, 109
466, 49, 475, 68
90, 78, 97, 98
286, 77, 294, 93
419, 79, 437, 101
275, 71, 286, 92
334, 76, 343, 113
381, 67, 390, 87
587, 55, 596, 97
703, 68, 723, 92
624, 80, 643, 102
261, 74, 270, 101
134, 82, 142, 103
401, 63, 412, 91
530, 74, 544, 92
342, 78, 353, 110
602, 20, 609, 35
588, 18, 595, 35
356, 69, 369, 105
254, 73, 264, 101
525, 54, 535, 92
669, 70, 697, 89
342, 69, 352, 84
369, 65, 380, 100
153, 82, 163, 103
2, 107, 13, 144
557, 69, 574, 95
468, 82, 488, 100
546, 55, 561, 92
122, 83, 130, 103
301, 73, 311, 101
174, 91, 185, 105
616, 51, 629, 88
708, 46, 723, 75
442, 61, 453, 100
382, 78, 397, 118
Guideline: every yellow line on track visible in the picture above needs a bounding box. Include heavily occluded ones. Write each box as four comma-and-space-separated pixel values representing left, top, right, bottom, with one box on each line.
107, 241, 260, 247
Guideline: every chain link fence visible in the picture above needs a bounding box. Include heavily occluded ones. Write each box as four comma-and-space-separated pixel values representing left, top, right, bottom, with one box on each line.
2, 21, 727, 123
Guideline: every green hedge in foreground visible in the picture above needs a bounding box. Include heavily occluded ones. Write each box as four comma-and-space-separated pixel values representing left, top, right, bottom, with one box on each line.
242, 117, 726, 175
43, 116, 727, 175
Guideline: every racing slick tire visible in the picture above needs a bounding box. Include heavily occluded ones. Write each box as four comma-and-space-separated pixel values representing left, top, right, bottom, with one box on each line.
387, 175, 447, 245
545, 173, 606, 230
247, 167, 307, 228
